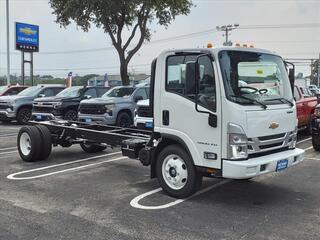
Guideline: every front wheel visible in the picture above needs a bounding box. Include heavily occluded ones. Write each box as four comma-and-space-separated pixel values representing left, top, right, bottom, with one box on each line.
156, 145, 202, 198
64, 109, 78, 121
17, 108, 31, 124
312, 134, 320, 151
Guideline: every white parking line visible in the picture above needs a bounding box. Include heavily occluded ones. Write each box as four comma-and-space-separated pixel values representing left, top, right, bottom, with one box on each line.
0, 146, 17, 151
297, 137, 311, 144
306, 157, 320, 161
130, 179, 232, 210
0, 134, 17, 138
0, 150, 18, 155
7, 151, 123, 180
304, 146, 313, 151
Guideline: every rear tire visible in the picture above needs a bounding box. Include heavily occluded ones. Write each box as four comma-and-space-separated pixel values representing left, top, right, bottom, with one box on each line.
17, 126, 42, 162
80, 143, 107, 153
156, 145, 202, 198
64, 109, 78, 121
17, 107, 31, 125
312, 134, 320, 151
35, 125, 52, 160
116, 112, 132, 127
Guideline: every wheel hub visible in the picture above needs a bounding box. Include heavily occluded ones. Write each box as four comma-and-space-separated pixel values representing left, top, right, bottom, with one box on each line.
20, 132, 31, 156
162, 154, 188, 190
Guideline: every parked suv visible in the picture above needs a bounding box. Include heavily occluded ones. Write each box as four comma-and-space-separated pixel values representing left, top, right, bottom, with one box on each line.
32, 86, 109, 121
0, 85, 64, 124
0, 85, 29, 96
78, 86, 149, 127
134, 99, 153, 129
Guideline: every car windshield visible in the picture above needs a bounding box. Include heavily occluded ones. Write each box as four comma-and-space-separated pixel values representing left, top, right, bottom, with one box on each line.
57, 86, 82, 97
18, 86, 42, 96
103, 87, 135, 98
219, 50, 293, 106
0, 86, 8, 95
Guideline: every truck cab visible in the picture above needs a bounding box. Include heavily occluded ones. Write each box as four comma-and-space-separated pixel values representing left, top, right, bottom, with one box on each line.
128, 47, 304, 197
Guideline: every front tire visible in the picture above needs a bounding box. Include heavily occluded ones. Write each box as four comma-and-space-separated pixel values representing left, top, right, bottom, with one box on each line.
116, 112, 132, 127
17, 107, 31, 124
80, 143, 107, 153
156, 145, 202, 198
312, 134, 320, 151
64, 109, 78, 121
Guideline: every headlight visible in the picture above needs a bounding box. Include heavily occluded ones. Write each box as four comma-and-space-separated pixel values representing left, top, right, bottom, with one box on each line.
105, 104, 115, 115
289, 127, 298, 149
53, 102, 62, 109
228, 123, 248, 160
314, 108, 320, 117
9, 100, 16, 106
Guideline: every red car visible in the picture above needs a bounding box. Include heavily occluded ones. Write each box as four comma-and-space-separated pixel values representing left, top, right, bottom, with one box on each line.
0, 85, 29, 96
294, 85, 318, 133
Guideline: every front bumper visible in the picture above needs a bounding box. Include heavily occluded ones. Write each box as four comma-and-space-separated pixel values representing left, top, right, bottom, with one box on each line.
134, 116, 153, 129
222, 148, 304, 179
0, 110, 16, 120
78, 113, 116, 125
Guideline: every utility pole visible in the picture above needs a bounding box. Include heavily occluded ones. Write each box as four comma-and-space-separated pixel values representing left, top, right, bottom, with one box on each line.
216, 24, 240, 46
6, 0, 11, 85
317, 53, 320, 87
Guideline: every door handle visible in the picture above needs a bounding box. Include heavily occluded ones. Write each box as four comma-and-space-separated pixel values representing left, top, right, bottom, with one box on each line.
163, 110, 169, 126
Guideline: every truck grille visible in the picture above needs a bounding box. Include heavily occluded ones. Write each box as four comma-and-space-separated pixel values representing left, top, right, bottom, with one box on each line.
33, 102, 54, 113
248, 132, 294, 155
79, 104, 106, 115
0, 104, 9, 110
137, 106, 152, 118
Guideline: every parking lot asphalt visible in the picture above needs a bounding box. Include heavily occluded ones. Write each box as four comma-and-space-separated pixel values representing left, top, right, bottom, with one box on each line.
0, 122, 319, 240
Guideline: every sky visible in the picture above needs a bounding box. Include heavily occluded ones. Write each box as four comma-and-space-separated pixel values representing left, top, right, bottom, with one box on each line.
0, 0, 319, 78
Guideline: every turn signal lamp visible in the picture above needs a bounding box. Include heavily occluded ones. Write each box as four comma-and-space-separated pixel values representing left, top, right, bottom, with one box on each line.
235, 43, 241, 47
249, 45, 254, 48
243, 44, 248, 48
207, 42, 213, 48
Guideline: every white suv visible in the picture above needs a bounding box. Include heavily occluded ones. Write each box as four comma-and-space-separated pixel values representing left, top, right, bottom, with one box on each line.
134, 99, 153, 129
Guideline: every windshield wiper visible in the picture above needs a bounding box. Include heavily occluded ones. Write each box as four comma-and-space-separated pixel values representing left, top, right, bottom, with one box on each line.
229, 95, 267, 109
264, 98, 294, 107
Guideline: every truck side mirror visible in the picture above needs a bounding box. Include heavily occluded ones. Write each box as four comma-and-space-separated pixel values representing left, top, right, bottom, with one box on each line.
38, 94, 45, 98
185, 62, 196, 95
289, 68, 295, 92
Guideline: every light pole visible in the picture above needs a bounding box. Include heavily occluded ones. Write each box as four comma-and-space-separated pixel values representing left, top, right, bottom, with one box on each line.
216, 24, 240, 46
6, 0, 11, 85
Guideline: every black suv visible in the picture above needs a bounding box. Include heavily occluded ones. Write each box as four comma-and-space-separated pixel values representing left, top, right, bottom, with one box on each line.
32, 86, 109, 121
311, 104, 320, 151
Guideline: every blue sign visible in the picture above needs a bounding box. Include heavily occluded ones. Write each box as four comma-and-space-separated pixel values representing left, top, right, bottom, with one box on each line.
15, 22, 39, 52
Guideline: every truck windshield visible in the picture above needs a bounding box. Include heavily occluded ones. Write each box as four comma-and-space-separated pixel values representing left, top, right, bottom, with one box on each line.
57, 86, 82, 98
219, 50, 293, 106
18, 86, 42, 97
103, 87, 135, 98
0, 86, 8, 95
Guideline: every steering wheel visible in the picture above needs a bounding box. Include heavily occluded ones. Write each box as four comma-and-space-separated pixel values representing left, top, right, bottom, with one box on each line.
239, 86, 259, 94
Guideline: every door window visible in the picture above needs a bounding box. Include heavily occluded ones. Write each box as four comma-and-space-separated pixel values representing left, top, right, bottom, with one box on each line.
166, 54, 216, 112
41, 88, 55, 97
84, 88, 97, 98
134, 88, 148, 100
294, 87, 301, 101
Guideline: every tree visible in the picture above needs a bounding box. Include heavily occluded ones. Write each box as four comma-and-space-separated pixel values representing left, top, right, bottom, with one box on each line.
311, 59, 319, 85
49, 0, 193, 85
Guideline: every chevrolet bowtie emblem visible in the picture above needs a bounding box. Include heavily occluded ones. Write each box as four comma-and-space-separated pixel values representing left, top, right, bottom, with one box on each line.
269, 122, 279, 129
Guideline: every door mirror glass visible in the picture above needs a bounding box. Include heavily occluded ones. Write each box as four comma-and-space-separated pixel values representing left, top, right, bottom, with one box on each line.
185, 62, 196, 95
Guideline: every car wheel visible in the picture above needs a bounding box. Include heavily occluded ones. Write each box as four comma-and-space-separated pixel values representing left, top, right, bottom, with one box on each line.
17, 107, 31, 124
17, 126, 42, 162
80, 143, 107, 153
156, 145, 202, 198
312, 134, 320, 151
116, 112, 132, 127
35, 125, 52, 160
64, 109, 78, 121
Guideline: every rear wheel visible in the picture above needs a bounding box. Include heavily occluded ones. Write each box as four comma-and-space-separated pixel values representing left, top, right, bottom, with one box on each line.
17, 126, 42, 162
17, 107, 31, 125
312, 134, 320, 151
80, 142, 107, 153
156, 145, 202, 198
64, 109, 78, 121
116, 112, 132, 127
35, 125, 52, 160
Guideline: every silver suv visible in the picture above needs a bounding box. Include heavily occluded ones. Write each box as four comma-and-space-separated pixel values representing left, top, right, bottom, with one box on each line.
78, 86, 149, 127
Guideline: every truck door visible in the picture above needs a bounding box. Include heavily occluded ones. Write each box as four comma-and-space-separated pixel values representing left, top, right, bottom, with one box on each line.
159, 53, 222, 169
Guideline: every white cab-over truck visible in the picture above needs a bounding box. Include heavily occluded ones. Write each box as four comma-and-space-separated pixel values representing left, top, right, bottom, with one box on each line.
17, 46, 304, 198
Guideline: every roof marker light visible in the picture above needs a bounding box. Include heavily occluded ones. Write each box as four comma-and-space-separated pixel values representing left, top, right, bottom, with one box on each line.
207, 43, 213, 48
